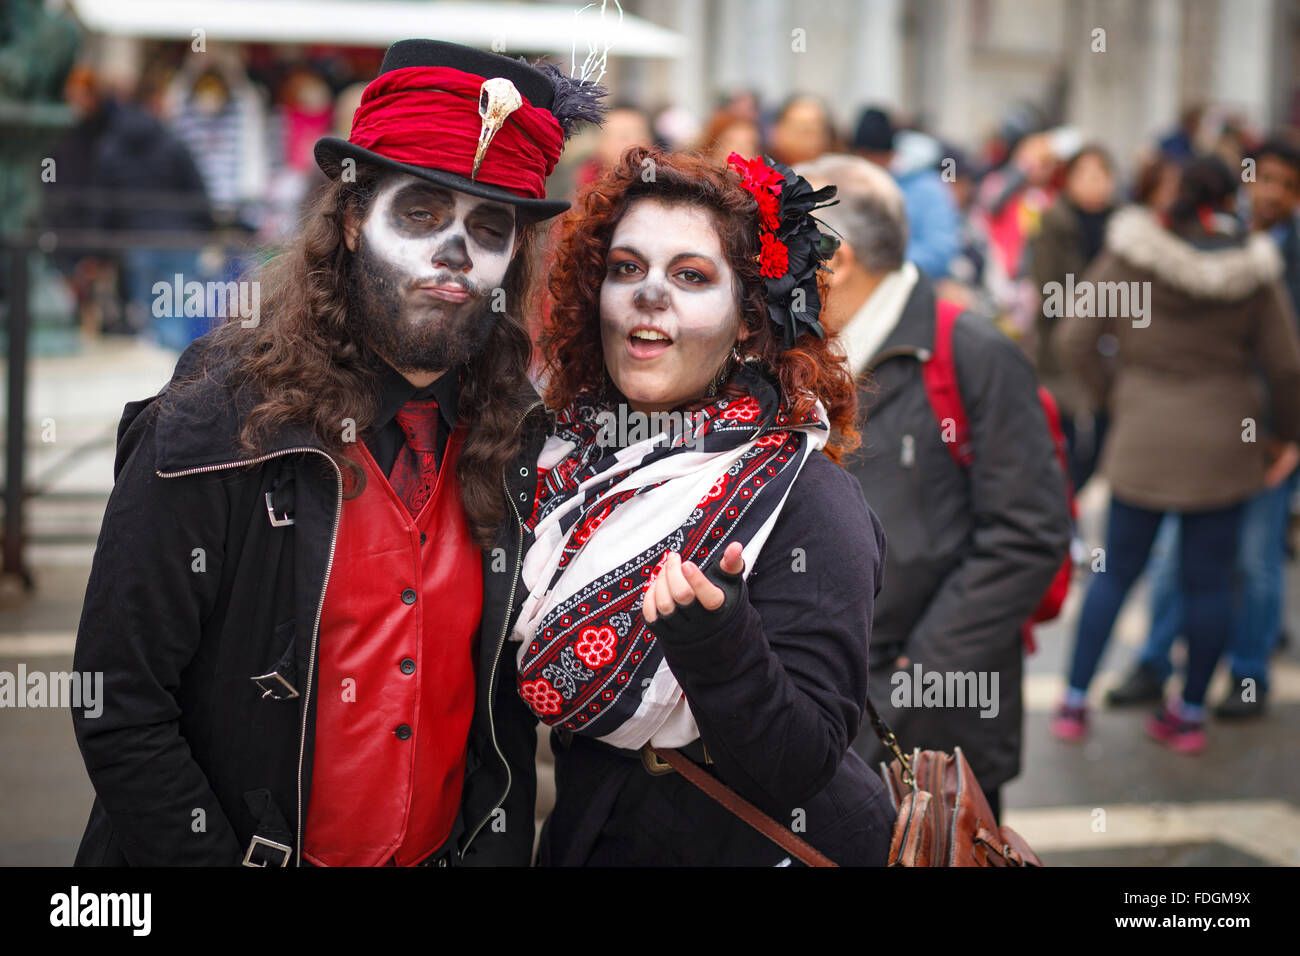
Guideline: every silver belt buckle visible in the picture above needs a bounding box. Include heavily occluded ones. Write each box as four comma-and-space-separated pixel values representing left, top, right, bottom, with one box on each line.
242, 835, 292, 867
265, 491, 295, 527
250, 670, 299, 700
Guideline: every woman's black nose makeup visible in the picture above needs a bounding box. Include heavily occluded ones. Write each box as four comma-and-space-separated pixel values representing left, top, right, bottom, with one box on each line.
634, 280, 670, 310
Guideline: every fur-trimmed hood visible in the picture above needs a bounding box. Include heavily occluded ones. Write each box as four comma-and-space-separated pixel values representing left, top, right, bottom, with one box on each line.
1104, 205, 1283, 301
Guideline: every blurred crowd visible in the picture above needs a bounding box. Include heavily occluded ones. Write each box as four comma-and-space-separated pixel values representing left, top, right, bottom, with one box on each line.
39, 46, 1285, 364
41, 46, 383, 345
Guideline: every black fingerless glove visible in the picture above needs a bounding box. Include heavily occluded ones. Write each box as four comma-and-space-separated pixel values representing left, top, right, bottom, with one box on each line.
648, 560, 745, 644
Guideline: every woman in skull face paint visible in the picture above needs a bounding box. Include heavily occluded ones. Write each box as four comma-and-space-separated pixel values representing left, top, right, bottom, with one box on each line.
508, 146, 898, 866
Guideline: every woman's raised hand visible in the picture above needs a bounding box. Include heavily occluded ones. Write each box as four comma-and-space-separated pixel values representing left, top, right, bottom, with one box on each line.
642, 541, 744, 624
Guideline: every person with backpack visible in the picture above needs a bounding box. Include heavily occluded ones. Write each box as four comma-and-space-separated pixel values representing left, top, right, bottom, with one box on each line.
1052, 154, 1300, 754
798, 154, 1073, 821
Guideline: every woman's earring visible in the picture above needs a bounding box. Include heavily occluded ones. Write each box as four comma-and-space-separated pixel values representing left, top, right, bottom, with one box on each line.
707, 344, 739, 398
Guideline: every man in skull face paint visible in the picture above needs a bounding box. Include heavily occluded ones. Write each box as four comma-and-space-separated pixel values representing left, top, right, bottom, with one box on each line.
70, 40, 604, 867
345, 175, 521, 376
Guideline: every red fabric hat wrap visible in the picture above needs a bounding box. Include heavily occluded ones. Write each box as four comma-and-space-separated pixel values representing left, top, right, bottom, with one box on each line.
348, 65, 565, 200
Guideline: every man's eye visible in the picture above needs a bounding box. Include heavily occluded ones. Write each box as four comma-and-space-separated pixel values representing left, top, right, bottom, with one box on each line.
477, 225, 504, 241
408, 209, 436, 223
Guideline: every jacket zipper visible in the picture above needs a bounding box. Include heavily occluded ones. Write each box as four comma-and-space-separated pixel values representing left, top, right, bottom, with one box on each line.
459, 399, 542, 860
158, 445, 343, 867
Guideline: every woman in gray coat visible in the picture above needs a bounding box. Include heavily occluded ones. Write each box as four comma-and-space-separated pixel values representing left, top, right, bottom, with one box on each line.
1053, 155, 1300, 753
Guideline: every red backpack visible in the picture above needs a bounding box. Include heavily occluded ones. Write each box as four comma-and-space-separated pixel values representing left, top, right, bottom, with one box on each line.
920, 300, 1076, 652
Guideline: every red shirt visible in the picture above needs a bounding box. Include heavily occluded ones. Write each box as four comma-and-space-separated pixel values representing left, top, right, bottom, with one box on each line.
303, 427, 483, 866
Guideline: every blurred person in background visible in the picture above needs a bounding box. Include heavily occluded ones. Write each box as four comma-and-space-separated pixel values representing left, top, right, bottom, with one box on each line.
651, 104, 700, 150
769, 93, 836, 166
1108, 139, 1300, 720
1132, 149, 1183, 214
852, 106, 960, 280
275, 67, 334, 175
573, 101, 652, 190
974, 108, 1062, 337
93, 79, 214, 345
1205, 109, 1251, 173
44, 64, 128, 336
332, 80, 366, 139
1052, 155, 1300, 753
1250, 138, 1300, 308
1159, 105, 1204, 159
1029, 144, 1118, 493
260, 66, 333, 241
939, 144, 997, 313
696, 107, 762, 167
45, 65, 113, 236
799, 153, 1071, 821
720, 88, 761, 125
165, 58, 270, 230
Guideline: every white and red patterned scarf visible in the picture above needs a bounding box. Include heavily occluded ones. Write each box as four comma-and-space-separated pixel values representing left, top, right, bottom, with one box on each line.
512, 365, 828, 750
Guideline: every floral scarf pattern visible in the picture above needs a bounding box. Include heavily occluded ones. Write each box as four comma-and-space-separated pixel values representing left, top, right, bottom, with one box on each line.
512, 365, 827, 749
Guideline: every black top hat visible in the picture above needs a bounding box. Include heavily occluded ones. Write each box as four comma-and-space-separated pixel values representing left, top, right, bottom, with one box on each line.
315, 39, 606, 222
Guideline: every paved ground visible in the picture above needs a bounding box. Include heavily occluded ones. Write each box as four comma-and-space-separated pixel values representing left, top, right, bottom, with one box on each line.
1002, 479, 1300, 866
1, 337, 1296, 865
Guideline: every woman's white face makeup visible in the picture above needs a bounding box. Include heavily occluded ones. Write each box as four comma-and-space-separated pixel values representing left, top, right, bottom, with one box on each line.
347, 171, 517, 374
599, 198, 742, 413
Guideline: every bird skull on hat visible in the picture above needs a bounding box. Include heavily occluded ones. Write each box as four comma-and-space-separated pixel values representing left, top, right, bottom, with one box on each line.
474, 77, 524, 179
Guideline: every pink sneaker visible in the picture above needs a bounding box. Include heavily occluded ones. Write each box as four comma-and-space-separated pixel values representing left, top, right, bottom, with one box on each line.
1146, 706, 1207, 755
1050, 703, 1088, 742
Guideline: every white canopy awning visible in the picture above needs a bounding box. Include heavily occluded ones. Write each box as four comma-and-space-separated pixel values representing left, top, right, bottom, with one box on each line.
69, 0, 683, 58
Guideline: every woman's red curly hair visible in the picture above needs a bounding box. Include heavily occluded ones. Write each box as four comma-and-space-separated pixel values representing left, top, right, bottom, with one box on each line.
540, 145, 860, 461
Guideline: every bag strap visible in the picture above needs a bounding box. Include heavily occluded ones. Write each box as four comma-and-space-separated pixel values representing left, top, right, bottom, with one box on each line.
921, 300, 974, 468
649, 746, 838, 867
863, 696, 914, 786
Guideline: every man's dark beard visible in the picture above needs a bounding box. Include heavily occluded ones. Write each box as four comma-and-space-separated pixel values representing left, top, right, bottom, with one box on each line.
345, 233, 500, 372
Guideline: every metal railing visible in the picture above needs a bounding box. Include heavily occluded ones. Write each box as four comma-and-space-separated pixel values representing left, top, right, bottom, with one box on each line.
1, 226, 254, 588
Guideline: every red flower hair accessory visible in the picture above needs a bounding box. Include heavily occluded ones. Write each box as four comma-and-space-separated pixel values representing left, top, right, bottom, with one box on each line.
727, 151, 841, 348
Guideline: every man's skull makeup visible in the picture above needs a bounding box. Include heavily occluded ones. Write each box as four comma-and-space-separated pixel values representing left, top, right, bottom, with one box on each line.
347, 170, 518, 374
599, 198, 742, 413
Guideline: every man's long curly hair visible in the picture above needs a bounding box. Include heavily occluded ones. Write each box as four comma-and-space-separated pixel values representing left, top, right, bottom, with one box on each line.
540, 146, 859, 461
195, 164, 538, 548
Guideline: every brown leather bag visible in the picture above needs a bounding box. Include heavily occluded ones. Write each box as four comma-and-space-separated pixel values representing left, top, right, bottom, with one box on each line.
866, 698, 1043, 867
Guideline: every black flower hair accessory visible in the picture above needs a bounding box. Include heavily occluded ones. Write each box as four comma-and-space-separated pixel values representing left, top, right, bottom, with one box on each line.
728, 152, 840, 349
